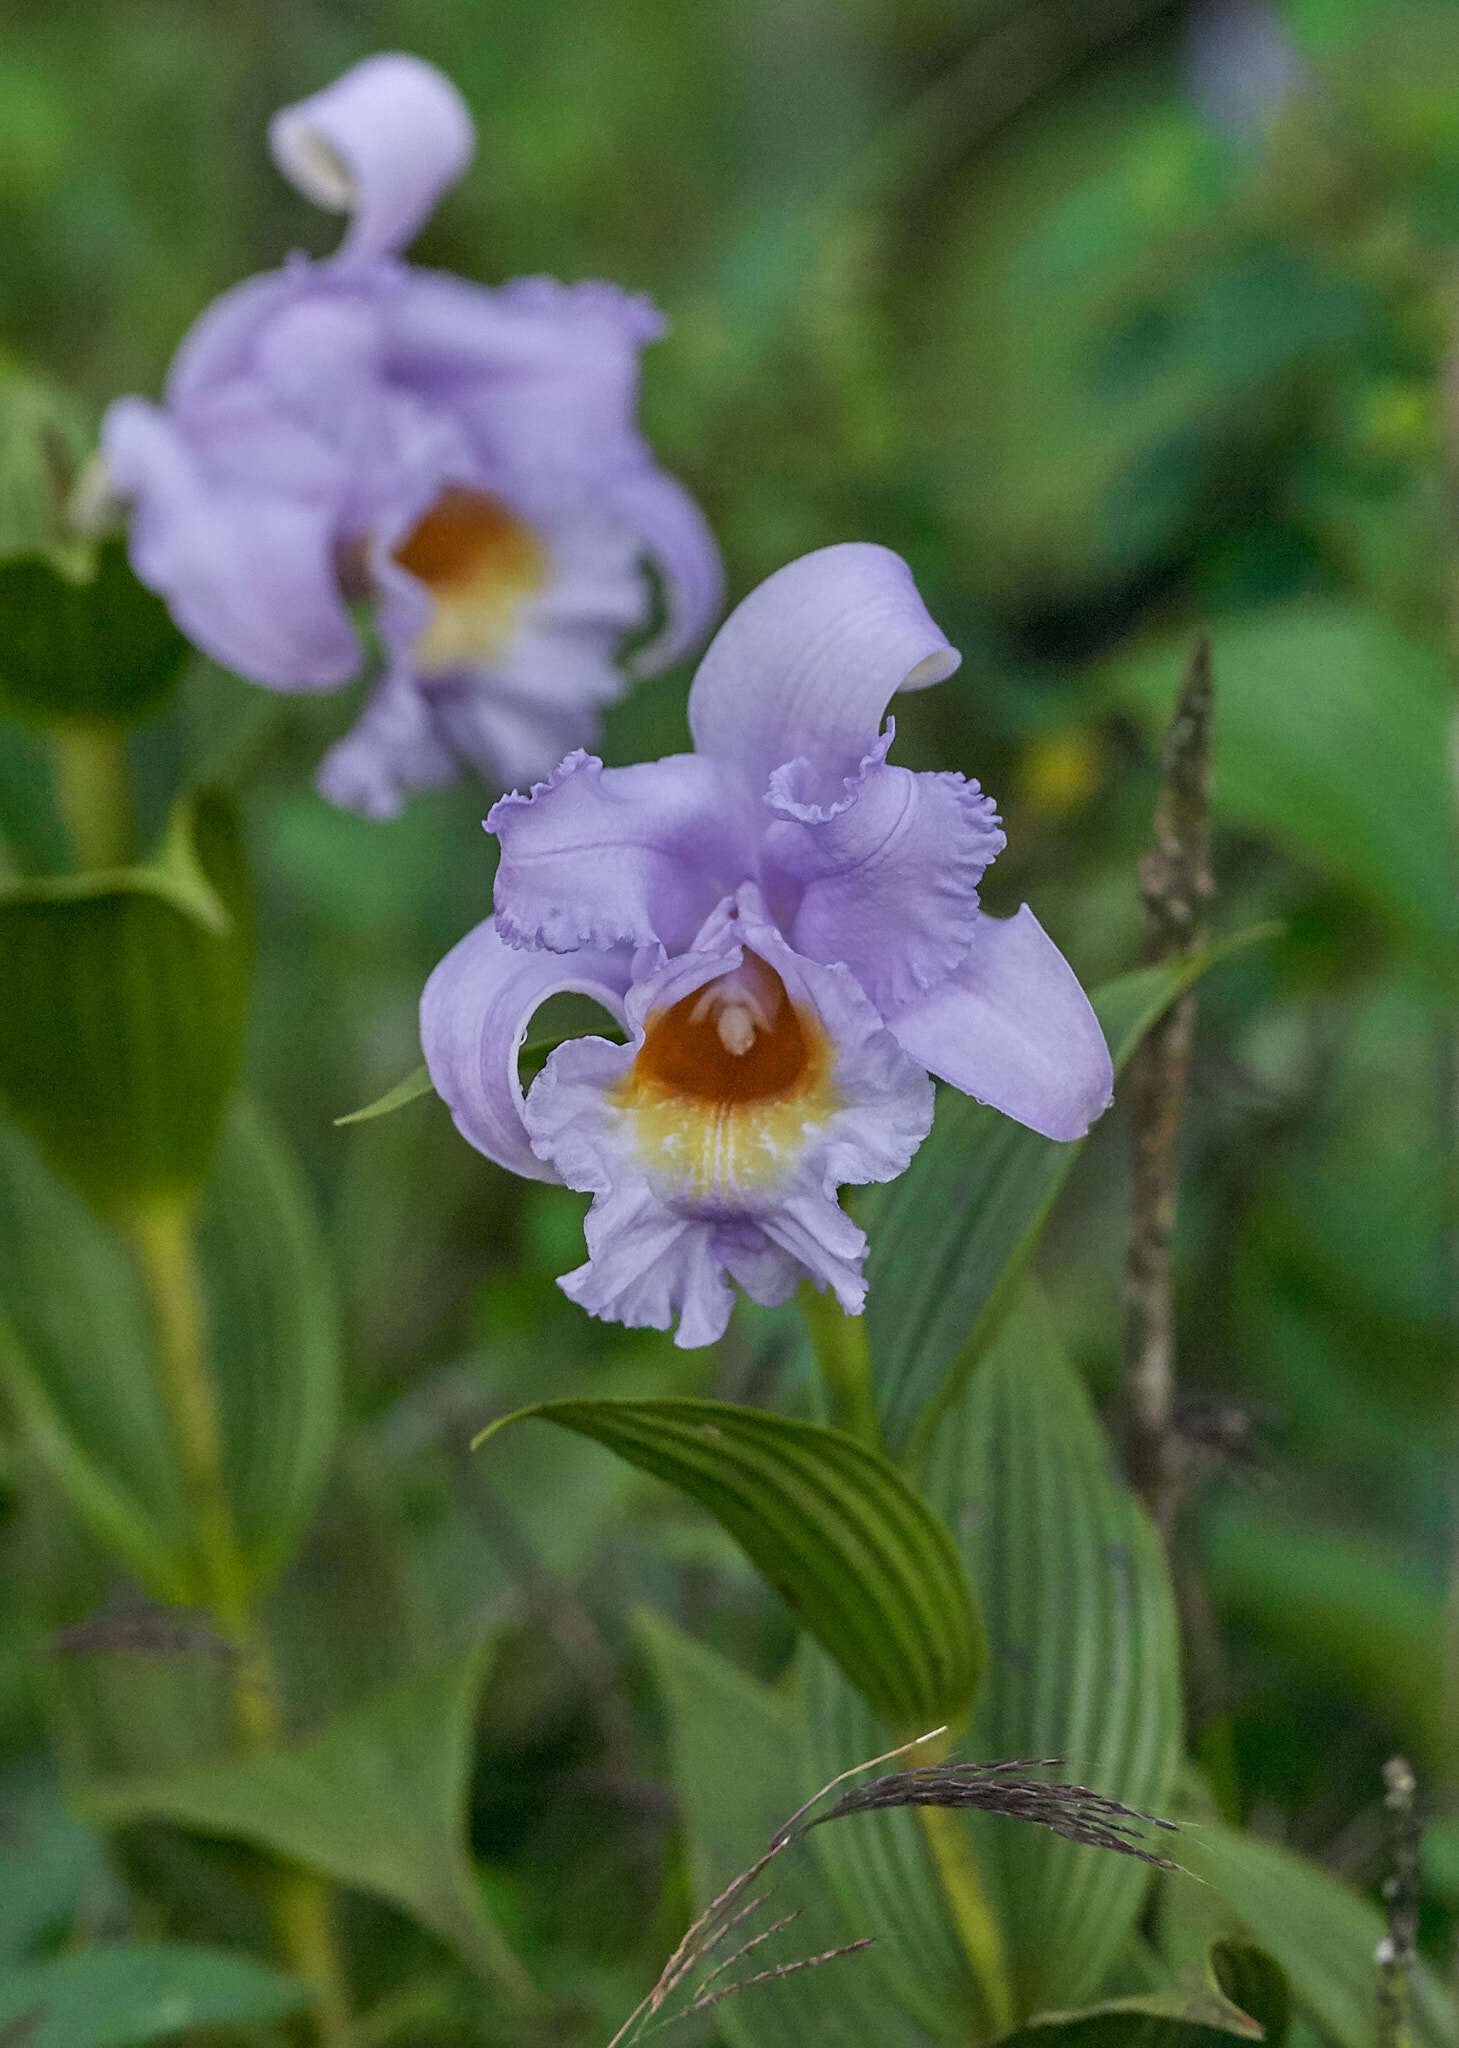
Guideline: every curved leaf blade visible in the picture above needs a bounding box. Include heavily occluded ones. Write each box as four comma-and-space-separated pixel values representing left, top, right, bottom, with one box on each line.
0, 1100, 338, 1605
84, 1645, 530, 2000
333, 1063, 433, 1127
1209, 1941, 1290, 2048
1178, 1824, 1456, 2048
992, 2010, 1255, 2048
0, 1115, 195, 1598
0, 1942, 307, 2046
0, 539, 189, 727
638, 1611, 926, 2048
482, 1397, 984, 1730
918, 1289, 1182, 2017
195, 1103, 340, 1587
865, 934, 1274, 1457
0, 790, 252, 1214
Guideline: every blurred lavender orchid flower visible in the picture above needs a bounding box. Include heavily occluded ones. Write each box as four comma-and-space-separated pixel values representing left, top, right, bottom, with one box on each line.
101, 53, 722, 816
422, 545, 1113, 1348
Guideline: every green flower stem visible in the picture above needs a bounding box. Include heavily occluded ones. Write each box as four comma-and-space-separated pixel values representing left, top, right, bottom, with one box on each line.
797, 1295, 1014, 2027
50, 722, 135, 871
798, 1282, 881, 1448
131, 1193, 355, 2048
911, 1726, 1015, 2037
917, 1802, 1015, 2037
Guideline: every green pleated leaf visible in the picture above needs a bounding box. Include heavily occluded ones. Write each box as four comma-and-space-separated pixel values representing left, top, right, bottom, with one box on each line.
864, 933, 1273, 1458
0, 541, 188, 728
0, 1116, 193, 1598
917, 1289, 1182, 2018
0, 789, 252, 1214
637, 1611, 926, 2048
1178, 1824, 1457, 2048
1104, 607, 1459, 969
0, 1942, 307, 2046
195, 1102, 340, 1585
84, 1644, 530, 2002
0, 1101, 339, 1604
481, 1397, 983, 1730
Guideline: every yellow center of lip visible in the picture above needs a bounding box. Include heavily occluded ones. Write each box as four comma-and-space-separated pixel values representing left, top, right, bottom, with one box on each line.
619, 955, 838, 1204
392, 486, 547, 673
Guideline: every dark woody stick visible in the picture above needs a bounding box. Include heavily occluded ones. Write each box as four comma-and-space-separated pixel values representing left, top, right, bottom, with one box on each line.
1122, 633, 1215, 1538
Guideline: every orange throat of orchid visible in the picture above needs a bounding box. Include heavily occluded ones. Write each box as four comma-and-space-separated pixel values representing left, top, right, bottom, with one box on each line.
619, 954, 839, 1204
392, 486, 547, 674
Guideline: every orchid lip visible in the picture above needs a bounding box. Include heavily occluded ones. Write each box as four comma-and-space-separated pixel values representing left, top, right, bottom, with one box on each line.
618, 953, 840, 1205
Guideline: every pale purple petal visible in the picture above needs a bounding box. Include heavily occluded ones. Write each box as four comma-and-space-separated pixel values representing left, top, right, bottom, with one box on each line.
611, 463, 725, 675
164, 375, 354, 502
760, 1192, 870, 1316
489, 750, 754, 955
269, 54, 473, 266
102, 397, 359, 688
165, 267, 318, 407
388, 273, 656, 482
688, 544, 960, 799
888, 905, 1114, 1142
420, 918, 631, 1182
560, 1192, 738, 1349
315, 668, 457, 819
764, 726, 1006, 1010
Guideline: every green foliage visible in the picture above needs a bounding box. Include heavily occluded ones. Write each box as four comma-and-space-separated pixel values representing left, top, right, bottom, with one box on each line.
480, 1398, 984, 1729
194, 1101, 341, 1588
1105, 607, 1459, 972
0, 1764, 118, 1971
85, 1644, 530, 2000
918, 1291, 1181, 2017
639, 1611, 927, 2048
1201, 1496, 1444, 1766
1179, 1824, 1457, 2048
0, 542, 188, 729
864, 937, 1272, 1456
0, 1943, 308, 2045
990, 2004, 1256, 2048
1209, 1941, 1291, 2048
796, 1651, 997, 2037
0, 1102, 338, 1603
0, 357, 93, 567
333, 1062, 433, 1126
2, 1, 1459, 2038
0, 790, 251, 1214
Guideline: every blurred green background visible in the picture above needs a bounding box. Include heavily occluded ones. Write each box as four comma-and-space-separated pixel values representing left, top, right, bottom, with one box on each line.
1, 0, 1458, 2038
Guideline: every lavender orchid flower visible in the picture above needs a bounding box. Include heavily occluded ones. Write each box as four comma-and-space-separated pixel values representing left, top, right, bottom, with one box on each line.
100, 53, 722, 817
422, 545, 1113, 1349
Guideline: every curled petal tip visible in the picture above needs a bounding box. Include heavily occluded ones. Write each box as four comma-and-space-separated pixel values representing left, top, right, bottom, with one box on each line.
270, 52, 475, 265
689, 543, 959, 796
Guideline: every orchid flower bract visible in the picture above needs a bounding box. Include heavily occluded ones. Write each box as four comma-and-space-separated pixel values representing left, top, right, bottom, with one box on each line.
101, 53, 723, 816
422, 545, 1114, 1348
